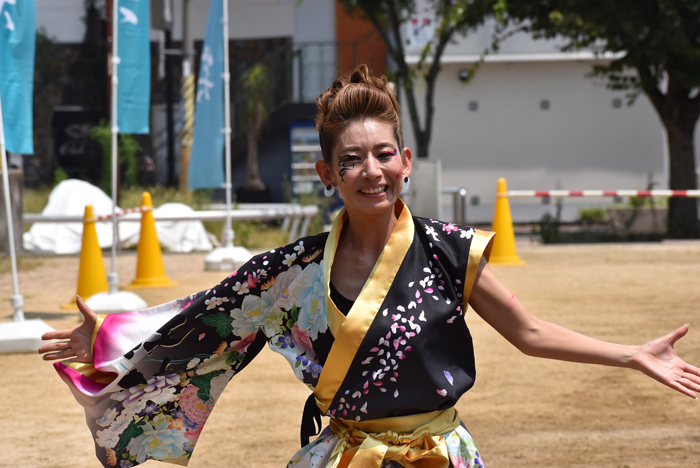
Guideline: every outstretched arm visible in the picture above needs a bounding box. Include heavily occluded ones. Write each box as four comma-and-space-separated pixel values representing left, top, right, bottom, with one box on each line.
469, 257, 700, 399
38, 296, 96, 362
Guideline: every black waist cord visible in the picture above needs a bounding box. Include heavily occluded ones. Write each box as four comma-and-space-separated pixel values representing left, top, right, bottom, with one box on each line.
300, 393, 323, 447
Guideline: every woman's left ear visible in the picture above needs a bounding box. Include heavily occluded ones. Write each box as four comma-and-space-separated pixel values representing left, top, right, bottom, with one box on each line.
401, 147, 413, 177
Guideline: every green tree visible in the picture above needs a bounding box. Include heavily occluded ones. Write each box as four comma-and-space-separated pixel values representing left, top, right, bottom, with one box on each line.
240, 63, 272, 191
503, 0, 700, 238
338, 0, 500, 158
90, 121, 141, 195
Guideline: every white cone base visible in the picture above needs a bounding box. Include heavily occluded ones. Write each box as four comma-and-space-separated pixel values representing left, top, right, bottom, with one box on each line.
204, 246, 253, 271
0, 319, 55, 354
87, 291, 148, 314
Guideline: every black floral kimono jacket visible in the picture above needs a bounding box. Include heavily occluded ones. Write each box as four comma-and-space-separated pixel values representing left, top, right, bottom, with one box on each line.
53, 200, 494, 468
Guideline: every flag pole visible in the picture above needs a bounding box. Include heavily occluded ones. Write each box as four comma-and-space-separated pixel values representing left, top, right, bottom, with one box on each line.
85, 0, 146, 313
109, 0, 119, 294
0, 93, 24, 321
0, 85, 55, 354
203, 0, 251, 270
221, 0, 233, 249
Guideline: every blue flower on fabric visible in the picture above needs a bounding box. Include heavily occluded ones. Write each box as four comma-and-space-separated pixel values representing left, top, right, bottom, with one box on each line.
307, 362, 323, 379
474, 452, 485, 468
277, 332, 295, 349
290, 262, 328, 340
120, 461, 134, 468
171, 408, 197, 431
139, 402, 160, 417
296, 355, 310, 367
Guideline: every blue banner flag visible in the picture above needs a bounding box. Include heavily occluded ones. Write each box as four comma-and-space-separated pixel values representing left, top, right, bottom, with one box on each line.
0, 0, 35, 154
188, 0, 224, 189
117, 0, 150, 134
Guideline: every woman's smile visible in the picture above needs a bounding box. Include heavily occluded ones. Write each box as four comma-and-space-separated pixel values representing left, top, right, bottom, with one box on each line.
359, 185, 388, 195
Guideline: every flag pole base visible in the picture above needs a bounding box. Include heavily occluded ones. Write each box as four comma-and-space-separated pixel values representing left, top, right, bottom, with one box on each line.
0, 319, 55, 354
204, 245, 252, 271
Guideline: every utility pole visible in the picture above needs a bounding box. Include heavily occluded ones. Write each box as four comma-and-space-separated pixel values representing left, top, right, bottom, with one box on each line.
178, 0, 194, 192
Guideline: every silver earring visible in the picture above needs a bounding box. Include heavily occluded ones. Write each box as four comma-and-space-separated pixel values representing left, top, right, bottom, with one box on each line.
324, 184, 335, 197
403, 176, 410, 190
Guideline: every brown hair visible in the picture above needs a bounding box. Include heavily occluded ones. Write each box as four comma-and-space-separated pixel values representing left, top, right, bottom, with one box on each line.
315, 64, 403, 164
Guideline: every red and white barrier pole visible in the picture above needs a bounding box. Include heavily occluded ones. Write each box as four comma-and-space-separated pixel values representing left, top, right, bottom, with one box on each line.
503, 190, 700, 198
93, 205, 151, 222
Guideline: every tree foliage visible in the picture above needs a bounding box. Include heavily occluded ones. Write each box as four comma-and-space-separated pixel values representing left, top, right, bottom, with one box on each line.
503, 0, 700, 237
338, 0, 501, 158
240, 63, 272, 190
90, 121, 141, 194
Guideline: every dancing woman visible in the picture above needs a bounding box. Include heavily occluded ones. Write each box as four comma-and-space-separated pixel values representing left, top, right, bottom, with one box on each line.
40, 65, 699, 468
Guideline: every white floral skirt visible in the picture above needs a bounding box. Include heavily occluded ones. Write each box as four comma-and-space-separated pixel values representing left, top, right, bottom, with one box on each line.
287, 422, 485, 468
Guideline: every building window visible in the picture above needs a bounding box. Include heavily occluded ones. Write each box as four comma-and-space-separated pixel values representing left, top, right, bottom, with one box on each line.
612, 97, 623, 109
539, 99, 550, 111
468, 100, 479, 112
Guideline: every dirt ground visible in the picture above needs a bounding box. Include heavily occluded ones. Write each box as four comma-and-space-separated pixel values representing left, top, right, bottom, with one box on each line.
2, 241, 700, 468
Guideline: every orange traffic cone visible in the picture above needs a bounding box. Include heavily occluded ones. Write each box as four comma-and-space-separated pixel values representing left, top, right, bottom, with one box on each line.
124, 192, 177, 289
62, 205, 109, 309
490, 178, 525, 266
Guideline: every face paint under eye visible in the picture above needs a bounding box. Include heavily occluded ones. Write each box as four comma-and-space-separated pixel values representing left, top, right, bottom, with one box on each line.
337, 155, 356, 183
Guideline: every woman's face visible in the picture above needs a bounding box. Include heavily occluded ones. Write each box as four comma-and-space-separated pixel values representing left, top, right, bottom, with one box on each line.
316, 118, 412, 218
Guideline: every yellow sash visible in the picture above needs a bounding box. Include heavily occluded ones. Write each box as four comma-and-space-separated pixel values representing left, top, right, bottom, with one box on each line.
325, 407, 461, 468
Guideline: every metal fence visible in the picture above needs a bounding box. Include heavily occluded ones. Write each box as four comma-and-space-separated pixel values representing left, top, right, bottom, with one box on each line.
24, 204, 319, 245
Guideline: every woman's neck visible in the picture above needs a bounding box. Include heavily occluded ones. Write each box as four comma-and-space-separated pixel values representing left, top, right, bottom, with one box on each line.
342, 204, 401, 254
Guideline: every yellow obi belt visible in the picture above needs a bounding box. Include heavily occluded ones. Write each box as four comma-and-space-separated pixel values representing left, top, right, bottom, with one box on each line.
326, 407, 461, 468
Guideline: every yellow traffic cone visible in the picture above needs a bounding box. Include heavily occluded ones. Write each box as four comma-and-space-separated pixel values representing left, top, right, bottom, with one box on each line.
62, 205, 109, 309
124, 192, 177, 289
490, 178, 525, 266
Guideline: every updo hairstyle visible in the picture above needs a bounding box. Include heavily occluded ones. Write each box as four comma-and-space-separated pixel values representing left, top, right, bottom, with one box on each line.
315, 64, 404, 165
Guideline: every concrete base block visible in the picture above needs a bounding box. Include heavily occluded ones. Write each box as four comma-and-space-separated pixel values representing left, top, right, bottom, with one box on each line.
204, 246, 252, 271
86, 291, 148, 314
0, 319, 55, 354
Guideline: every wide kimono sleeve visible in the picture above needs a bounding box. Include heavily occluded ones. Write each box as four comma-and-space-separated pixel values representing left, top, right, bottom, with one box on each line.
52, 245, 309, 467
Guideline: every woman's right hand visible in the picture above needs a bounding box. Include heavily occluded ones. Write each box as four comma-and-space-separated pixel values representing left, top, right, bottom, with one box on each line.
38, 296, 96, 362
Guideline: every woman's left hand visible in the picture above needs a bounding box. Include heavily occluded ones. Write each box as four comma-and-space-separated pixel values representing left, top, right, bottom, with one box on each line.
632, 323, 700, 399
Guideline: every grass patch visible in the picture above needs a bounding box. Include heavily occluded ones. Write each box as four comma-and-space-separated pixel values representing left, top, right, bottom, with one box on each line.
0, 257, 44, 274
24, 187, 52, 213
119, 186, 214, 210
232, 221, 289, 248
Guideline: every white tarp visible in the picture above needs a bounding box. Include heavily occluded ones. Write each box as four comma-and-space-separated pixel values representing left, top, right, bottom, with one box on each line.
120, 203, 214, 253
23, 180, 213, 254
